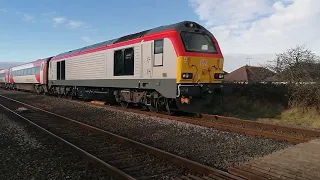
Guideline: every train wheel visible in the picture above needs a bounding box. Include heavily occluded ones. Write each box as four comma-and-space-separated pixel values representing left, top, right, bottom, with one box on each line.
35, 86, 41, 94
147, 105, 158, 113
120, 101, 129, 108
164, 98, 176, 115
194, 113, 202, 118
147, 96, 159, 113
141, 105, 148, 111
165, 102, 173, 115
67, 94, 74, 100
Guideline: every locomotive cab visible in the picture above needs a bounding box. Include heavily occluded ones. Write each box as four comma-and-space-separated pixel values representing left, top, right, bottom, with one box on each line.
174, 22, 224, 113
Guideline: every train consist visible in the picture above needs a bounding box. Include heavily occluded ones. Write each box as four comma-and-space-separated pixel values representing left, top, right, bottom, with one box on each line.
1, 21, 225, 114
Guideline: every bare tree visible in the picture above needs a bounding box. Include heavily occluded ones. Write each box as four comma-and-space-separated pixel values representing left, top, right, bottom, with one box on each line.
265, 45, 320, 108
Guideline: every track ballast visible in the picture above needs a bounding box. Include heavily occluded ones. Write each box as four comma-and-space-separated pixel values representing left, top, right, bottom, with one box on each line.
0, 94, 241, 180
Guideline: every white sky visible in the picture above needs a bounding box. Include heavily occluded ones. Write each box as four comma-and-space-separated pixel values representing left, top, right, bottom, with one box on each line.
190, 0, 320, 71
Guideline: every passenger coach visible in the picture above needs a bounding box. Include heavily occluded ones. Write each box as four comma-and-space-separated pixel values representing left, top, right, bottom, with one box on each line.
0, 69, 8, 88
7, 58, 50, 93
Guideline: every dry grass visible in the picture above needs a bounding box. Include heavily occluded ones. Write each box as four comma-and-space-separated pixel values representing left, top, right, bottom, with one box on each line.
257, 107, 320, 130
207, 95, 320, 130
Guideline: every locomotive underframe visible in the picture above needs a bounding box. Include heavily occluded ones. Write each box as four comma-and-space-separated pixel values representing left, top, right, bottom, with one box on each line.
175, 83, 223, 113
47, 85, 177, 113
3, 80, 223, 114
46, 82, 222, 114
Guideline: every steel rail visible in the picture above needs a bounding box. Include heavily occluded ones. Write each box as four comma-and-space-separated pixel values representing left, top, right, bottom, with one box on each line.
90, 101, 309, 144
1, 90, 314, 143
0, 103, 135, 180
0, 94, 242, 180
202, 114, 320, 138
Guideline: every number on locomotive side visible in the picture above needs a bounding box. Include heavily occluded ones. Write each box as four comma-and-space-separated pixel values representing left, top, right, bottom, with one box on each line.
200, 59, 207, 66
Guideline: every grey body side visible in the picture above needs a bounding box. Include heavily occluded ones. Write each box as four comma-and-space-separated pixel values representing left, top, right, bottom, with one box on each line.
49, 78, 177, 98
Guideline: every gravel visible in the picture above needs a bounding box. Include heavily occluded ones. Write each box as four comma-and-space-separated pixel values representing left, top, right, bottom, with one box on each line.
0, 90, 295, 170
0, 107, 113, 180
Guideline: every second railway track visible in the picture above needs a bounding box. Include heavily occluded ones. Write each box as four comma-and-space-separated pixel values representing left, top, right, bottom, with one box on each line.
89, 101, 318, 144
0, 95, 241, 180
2, 89, 318, 144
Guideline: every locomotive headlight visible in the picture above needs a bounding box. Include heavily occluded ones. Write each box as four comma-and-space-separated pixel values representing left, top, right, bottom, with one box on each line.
181, 73, 193, 79
214, 73, 224, 79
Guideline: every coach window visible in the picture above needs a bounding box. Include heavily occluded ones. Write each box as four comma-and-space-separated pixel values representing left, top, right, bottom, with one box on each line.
36, 66, 40, 73
154, 39, 164, 66
30, 68, 33, 75
33, 67, 36, 74
27, 68, 31, 75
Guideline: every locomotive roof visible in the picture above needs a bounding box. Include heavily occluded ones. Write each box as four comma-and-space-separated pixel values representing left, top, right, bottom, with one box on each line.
54, 20, 209, 58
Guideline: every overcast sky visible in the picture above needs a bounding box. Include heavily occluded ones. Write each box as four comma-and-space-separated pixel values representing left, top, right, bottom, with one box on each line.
1, 0, 319, 72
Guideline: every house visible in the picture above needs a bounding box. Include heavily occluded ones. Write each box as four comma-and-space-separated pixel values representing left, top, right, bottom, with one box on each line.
224, 65, 275, 83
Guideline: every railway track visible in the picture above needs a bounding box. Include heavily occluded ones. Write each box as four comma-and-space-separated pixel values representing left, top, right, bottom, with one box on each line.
88, 101, 320, 144
2, 89, 319, 144
200, 114, 320, 140
0, 95, 242, 180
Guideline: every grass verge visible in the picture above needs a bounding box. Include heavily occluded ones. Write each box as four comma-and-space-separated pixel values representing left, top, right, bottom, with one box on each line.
257, 107, 320, 130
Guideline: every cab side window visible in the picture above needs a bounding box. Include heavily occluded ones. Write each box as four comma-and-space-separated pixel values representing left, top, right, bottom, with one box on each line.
154, 39, 163, 54
154, 39, 164, 66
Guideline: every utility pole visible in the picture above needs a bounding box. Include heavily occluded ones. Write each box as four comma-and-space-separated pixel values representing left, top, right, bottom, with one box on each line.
246, 57, 252, 66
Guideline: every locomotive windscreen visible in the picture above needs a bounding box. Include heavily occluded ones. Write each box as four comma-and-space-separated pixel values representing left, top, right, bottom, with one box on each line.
180, 31, 218, 53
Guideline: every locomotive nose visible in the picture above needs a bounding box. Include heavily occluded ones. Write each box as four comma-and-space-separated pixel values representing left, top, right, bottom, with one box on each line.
177, 56, 224, 84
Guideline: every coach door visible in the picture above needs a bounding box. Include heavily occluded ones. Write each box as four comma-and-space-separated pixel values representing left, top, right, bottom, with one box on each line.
142, 41, 153, 78
5, 70, 9, 83
9, 69, 12, 82
40, 62, 44, 84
